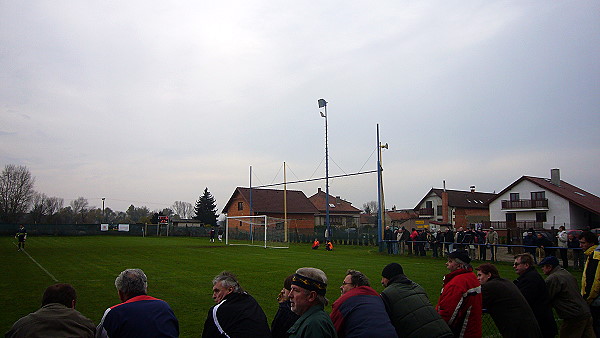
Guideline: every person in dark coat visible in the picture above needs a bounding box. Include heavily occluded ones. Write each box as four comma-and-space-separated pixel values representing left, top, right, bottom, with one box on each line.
523, 230, 538, 263
513, 253, 557, 338
476, 263, 542, 338
568, 233, 583, 270
384, 226, 395, 254
203, 271, 271, 337
443, 227, 455, 254
272, 275, 300, 338
380, 263, 452, 338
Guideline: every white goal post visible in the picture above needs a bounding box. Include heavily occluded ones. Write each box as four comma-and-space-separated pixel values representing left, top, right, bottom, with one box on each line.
226, 215, 289, 249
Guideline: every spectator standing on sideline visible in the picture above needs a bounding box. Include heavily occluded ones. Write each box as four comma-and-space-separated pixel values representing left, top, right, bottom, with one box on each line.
539, 256, 594, 337
436, 250, 482, 338
464, 227, 476, 259
15, 224, 27, 251
409, 228, 418, 255
568, 233, 583, 270
512, 253, 557, 338
398, 227, 408, 255
272, 275, 300, 338
486, 227, 499, 262
6, 283, 95, 338
380, 263, 452, 338
384, 226, 394, 254
287, 267, 337, 338
433, 230, 444, 258
202, 271, 270, 337
579, 231, 600, 337
536, 232, 554, 261
476, 263, 541, 338
454, 227, 465, 251
209, 227, 215, 242
97, 268, 179, 338
557, 226, 569, 269
475, 227, 486, 261
523, 230, 538, 263
330, 269, 397, 337
443, 227, 455, 254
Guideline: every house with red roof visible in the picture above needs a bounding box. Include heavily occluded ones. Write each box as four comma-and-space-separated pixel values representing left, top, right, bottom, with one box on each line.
487, 169, 600, 230
222, 187, 318, 234
414, 186, 497, 229
307, 188, 362, 229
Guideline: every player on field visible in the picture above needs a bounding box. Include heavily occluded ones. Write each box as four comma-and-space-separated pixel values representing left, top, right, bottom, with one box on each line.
15, 224, 27, 251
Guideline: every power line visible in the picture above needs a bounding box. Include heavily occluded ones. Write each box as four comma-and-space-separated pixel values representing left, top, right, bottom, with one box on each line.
252, 169, 377, 189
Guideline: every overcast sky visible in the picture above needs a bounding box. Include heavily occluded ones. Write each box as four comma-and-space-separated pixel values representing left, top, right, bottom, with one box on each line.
2, 1, 599, 213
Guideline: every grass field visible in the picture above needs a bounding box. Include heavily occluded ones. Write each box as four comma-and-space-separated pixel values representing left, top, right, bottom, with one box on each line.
2, 236, 528, 336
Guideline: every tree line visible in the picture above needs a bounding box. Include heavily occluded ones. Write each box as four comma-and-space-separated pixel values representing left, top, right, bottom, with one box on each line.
0, 164, 218, 226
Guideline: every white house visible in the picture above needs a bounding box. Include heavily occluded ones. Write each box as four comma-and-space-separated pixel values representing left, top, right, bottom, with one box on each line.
488, 169, 600, 230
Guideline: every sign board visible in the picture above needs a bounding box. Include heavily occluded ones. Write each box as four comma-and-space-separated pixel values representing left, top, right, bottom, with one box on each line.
415, 220, 425, 225
118, 224, 130, 232
100, 224, 109, 231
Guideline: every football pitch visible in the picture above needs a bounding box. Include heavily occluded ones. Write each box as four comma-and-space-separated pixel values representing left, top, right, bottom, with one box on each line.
1, 236, 516, 336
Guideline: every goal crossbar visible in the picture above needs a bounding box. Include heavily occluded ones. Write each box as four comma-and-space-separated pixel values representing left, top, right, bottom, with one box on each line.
226, 215, 289, 249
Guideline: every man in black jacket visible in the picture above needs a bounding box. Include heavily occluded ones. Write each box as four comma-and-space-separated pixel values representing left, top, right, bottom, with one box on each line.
203, 271, 271, 337
513, 253, 557, 338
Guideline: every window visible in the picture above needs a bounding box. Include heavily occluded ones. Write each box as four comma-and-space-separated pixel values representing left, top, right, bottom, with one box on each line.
437, 205, 443, 216
536, 212, 547, 222
531, 191, 545, 200
426, 201, 433, 209
506, 213, 516, 222
237, 202, 243, 211
510, 193, 519, 201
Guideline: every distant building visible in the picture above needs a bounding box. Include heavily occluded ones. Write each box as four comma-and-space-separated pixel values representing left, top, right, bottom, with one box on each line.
221, 187, 318, 234
414, 186, 496, 229
487, 169, 600, 230
308, 188, 361, 229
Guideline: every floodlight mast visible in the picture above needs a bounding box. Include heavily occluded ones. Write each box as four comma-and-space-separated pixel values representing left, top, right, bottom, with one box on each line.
318, 98, 331, 242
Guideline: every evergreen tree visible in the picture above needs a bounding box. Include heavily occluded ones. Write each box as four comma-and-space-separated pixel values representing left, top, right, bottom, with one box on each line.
194, 187, 218, 226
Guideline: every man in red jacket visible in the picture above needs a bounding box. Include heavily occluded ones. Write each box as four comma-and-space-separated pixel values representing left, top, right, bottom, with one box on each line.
436, 250, 482, 337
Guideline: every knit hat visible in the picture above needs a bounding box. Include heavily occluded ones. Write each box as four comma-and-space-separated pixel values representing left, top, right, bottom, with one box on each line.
539, 256, 559, 267
448, 250, 471, 264
381, 263, 404, 279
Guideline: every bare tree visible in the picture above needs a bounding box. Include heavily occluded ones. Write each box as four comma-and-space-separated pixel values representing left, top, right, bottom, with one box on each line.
362, 201, 378, 214
30, 192, 49, 224
45, 197, 64, 216
172, 201, 194, 219
70, 197, 89, 223
0, 164, 35, 223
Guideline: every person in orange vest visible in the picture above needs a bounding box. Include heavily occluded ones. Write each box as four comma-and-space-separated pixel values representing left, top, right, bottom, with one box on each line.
326, 241, 333, 251
312, 239, 320, 250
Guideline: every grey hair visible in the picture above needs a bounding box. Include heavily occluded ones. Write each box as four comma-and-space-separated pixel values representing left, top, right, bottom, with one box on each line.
115, 269, 148, 296
295, 267, 329, 306
212, 271, 243, 293
346, 269, 370, 287
452, 258, 472, 270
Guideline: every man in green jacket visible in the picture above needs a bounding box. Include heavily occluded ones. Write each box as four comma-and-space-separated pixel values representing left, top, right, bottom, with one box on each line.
287, 267, 337, 338
540, 256, 594, 337
380, 263, 453, 338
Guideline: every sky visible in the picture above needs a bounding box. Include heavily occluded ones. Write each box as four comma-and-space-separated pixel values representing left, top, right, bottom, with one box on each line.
1, 1, 599, 214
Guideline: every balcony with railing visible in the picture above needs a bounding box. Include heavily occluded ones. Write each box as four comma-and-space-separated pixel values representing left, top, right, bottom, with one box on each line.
418, 208, 434, 217
501, 199, 548, 210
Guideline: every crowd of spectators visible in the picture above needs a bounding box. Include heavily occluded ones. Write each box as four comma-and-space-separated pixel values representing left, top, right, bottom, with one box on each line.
7, 230, 599, 337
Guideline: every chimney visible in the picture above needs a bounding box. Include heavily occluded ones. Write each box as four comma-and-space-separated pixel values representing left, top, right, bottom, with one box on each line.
470, 185, 475, 193
551, 169, 560, 186
336, 196, 340, 204
442, 181, 449, 223
318, 187, 322, 193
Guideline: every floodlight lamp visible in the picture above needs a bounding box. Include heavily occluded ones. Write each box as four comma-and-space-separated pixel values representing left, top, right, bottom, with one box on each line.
318, 99, 327, 108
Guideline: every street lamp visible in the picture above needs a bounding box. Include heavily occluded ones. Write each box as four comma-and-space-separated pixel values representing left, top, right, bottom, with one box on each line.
318, 98, 331, 242
102, 197, 105, 222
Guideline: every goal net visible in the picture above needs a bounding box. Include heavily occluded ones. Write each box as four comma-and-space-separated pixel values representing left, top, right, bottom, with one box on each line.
226, 215, 289, 249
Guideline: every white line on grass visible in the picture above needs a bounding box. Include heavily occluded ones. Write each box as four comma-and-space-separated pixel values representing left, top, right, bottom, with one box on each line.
14, 243, 59, 282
